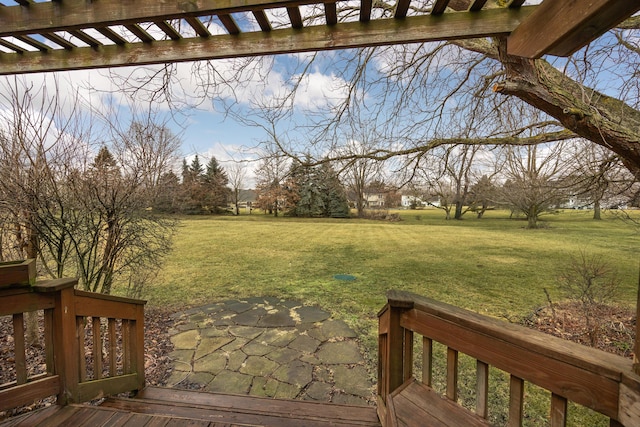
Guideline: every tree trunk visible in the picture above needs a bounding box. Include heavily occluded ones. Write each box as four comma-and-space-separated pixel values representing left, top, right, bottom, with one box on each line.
593, 200, 602, 220
454, 201, 463, 220
494, 38, 640, 178
477, 203, 487, 219
356, 196, 365, 218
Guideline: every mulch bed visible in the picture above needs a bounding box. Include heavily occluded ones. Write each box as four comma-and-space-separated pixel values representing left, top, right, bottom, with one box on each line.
521, 301, 636, 358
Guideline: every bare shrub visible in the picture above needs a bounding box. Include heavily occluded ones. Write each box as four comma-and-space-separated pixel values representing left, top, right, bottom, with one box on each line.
557, 251, 620, 346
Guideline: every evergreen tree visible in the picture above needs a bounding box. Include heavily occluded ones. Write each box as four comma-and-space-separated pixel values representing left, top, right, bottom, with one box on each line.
93, 146, 118, 171
203, 156, 230, 213
179, 155, 207, 214
319, 163, 350, 218
181, 159, 190, 182
189, 155, 204, 177
286, 161, 349, 218
288, 162, 323, 217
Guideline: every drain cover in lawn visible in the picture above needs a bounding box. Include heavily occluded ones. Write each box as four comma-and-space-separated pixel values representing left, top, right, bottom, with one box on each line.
333, 274, 356, 281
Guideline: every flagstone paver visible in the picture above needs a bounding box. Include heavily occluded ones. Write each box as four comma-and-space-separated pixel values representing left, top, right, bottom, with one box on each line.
166, 298, 375, 405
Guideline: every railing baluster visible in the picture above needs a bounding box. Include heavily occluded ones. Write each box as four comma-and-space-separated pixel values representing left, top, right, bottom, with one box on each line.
77, 316, 87, 382
12, 313, 27, 385
422, 337, 432, 387
92, 317, 102, 379
509, 375, 524, 427
134, 305, 145, 390
123, 319, 131, 374
476, 360, 489, 419
403, 328, 413, 382
44, 308, 55, 375
550, 393, 567, 427
378, 332, 387, 398
446, 347, 458, 402
108, 318, 117, 376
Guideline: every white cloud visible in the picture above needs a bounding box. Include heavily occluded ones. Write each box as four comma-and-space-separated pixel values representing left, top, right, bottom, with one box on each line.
287, 70, 348, 110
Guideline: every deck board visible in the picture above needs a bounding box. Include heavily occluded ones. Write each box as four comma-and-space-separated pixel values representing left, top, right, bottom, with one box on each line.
133, 386, 380, 425
0, 386, 380, 427
391, 379, 490, 427
103, 387, 380, 427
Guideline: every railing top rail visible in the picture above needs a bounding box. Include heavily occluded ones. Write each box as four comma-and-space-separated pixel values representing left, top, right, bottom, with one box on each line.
31, 278, 78, 293
74, 289, 146, 306
385, 290, 632, 381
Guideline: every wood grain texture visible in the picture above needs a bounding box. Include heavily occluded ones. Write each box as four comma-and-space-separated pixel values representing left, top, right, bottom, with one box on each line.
0, 0, 333, 36
0, 5, 534, 75
550, 393, 567, 427
392, 290, 631, 419
390, 379, 490, 426
507, 0, 640, 57
508, 375, 524, 427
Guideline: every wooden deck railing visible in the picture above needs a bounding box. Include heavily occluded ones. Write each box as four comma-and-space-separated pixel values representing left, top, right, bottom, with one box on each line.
377, 290, 640, 427
0, 277, 145, 412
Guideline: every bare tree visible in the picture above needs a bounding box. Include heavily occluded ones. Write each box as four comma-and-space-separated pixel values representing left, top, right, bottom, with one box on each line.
468, 174, 499, 219
411, 143, 490, 220
227, 162, 248, 215
0, 76, 93, 344
253, 150, 293, 216
116, 120, 182, 199
0, 76, 90, 278
566, 140, 637, 219
497, 142, 575, 229
0, 76, 178, 297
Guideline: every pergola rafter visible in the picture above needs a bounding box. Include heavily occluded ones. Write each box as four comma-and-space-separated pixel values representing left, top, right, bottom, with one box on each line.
0, 0, 637, 75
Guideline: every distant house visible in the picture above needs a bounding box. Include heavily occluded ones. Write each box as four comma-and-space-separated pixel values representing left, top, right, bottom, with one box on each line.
364, 192, 385, 208
561, 195, 593, 210
400, 195, 439, 208
401, 195, 425, 208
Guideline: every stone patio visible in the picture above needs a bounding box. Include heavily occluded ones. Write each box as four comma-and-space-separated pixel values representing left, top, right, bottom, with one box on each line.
166, 297, 375, 406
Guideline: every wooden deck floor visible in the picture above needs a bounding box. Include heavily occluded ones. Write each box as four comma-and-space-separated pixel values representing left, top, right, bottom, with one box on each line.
0, 387, 381, 427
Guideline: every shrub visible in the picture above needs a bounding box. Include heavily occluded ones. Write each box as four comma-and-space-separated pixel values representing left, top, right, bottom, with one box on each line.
557, 250, 620, 346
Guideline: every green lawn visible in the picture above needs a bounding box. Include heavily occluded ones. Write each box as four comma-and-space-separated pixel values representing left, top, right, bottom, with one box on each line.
128, 208, 639, 426
143, 209, 638, 311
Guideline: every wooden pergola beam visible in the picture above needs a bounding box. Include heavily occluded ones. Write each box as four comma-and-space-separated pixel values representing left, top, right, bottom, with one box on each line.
0, 6, 534, 75
507, 0, 640, 58
0, 0, 326, 37
0, 7, 535, 75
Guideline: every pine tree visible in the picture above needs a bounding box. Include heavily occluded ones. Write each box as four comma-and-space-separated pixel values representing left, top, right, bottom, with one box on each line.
179, 155, 207, 214
190, 155, 204, 177
287, 162, 323, 217
93, 146, 118, 171
286, 161, 349, 218
203, 156, 230, 213
319, 163, 350, 218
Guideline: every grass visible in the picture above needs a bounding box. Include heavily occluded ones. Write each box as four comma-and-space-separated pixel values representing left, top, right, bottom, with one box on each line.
140, 208, 639, 319
121, 208, 640, 426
